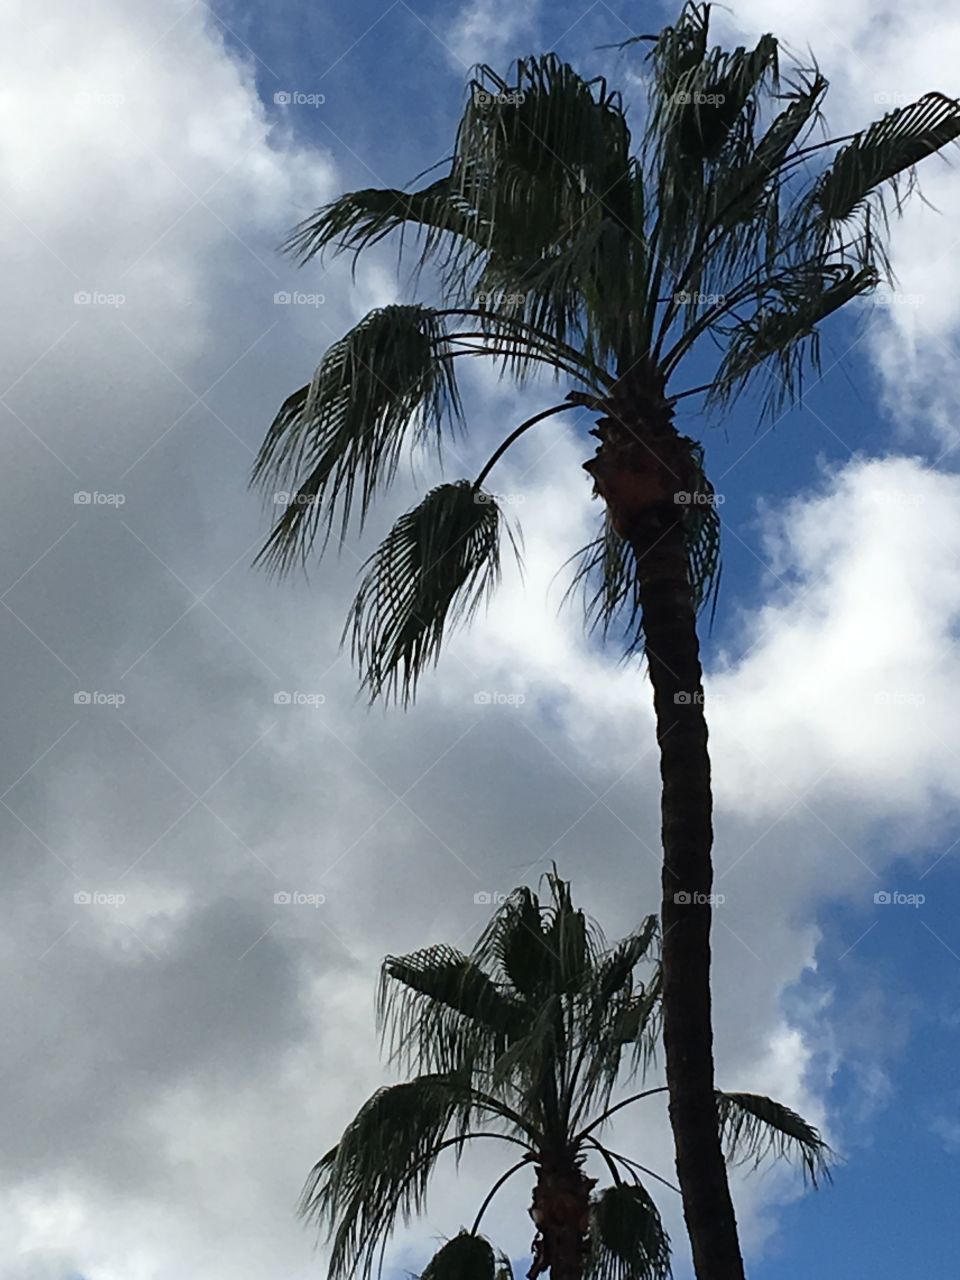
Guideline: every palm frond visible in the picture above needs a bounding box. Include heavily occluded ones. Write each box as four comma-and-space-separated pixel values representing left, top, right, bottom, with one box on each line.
565, 439, 720, 656
301, 1073, 468, 1280
379, 945, 525, 1076
448, 55, 636, 367
253, 306, 463, 572
706, 261, 878, 416
563, 514, 643, 652
587, 1182, 671, 1280
593, 916, 659, 1005
421, 1233, 511, 1280
806, 92, 960, 245
716, 1091, 833, 1187
284, 178, 486, 281
347, 480, 514, 704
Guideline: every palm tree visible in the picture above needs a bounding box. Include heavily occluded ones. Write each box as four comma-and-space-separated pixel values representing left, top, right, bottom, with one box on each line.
253, 7, 960, 1275
305, 871, 830, 1280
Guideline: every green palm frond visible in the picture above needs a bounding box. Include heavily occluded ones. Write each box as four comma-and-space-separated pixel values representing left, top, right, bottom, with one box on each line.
593, 916, 659, 1005
253, 306, 463, 572
379, 945, 525, 1076
284, 178, 486, 281
347, 480, 514, 705
643, 4, 780, 282
302, 1073, 468, 1280
706, 261, 878, 415
587, 1182, 671, 1280
448, 56, 638, 366
563, 514, 643, 651
806, 92, 960, 244
717, 1091, 833, 1188
421, 1233, 512, 1280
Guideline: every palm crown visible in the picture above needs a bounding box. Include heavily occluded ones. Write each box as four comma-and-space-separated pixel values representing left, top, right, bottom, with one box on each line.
305, 872, 830, 1280
253, 2, 960, 702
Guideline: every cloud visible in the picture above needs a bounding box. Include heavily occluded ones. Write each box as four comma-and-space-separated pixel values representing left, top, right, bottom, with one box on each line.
440, 0, 542, 73
4, 2, 960, 1277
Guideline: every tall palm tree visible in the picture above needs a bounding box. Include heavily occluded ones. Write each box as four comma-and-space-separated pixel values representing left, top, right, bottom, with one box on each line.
306, 871, 830, 1280
253, 6, 960, 1275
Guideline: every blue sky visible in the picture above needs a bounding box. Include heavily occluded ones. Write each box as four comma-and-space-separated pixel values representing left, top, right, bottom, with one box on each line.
211, 2, 960, 1272
4, 0, 960, 1276
215, 2, 960, 1273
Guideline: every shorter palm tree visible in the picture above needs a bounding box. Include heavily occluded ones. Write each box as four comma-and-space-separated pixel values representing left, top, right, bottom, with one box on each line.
303, 872, 829, 1280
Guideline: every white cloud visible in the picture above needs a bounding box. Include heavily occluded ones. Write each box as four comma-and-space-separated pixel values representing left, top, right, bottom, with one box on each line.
441, 0, 542, 73
4, 2, 960, 1278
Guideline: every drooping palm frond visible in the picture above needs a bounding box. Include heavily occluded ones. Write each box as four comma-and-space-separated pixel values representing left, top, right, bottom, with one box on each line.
643, 2, 781, 285
450, 56, 640, 367
302, 1073, 469, 1280
587, 1182, 671, 1280
716, 1091, 833, 1188
420, 1232, 513, 1280
706, 261, 878, 415
803, 92, 960, 256
565, 434, 720, 655
379, 945, 525, 1078
253, 306, 464, 572
346, 481, 514, 704
562, 514, 643, 651
283, 178, 487, 281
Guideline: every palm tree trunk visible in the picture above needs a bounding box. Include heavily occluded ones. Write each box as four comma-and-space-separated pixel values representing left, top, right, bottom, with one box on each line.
527, 1155, 595, 1280
582, 374, 745, 1280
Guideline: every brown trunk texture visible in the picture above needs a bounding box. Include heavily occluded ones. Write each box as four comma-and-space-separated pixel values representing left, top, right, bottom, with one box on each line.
582, 367, 746, 1280
527, 1155, 595, 1280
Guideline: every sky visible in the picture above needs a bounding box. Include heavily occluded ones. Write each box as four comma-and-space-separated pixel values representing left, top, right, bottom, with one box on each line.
3, 0, 960, 1276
